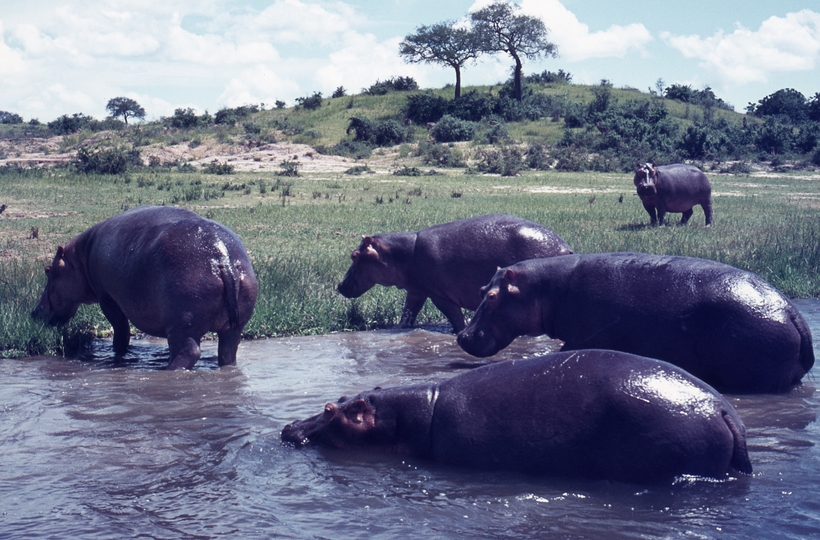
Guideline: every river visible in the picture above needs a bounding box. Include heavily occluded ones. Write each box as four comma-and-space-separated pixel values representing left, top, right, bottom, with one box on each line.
2, 300, 819, 539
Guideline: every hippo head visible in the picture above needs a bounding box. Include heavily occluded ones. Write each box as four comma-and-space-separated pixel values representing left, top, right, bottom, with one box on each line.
337, 236, 394, 298
282, 392, 396, 450
457, 266, 543, 358
31, 246, 89, 326
633, 162, 658, 198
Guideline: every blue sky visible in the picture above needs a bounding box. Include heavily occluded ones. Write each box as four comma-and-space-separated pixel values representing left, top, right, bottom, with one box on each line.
0, 0, 817, 122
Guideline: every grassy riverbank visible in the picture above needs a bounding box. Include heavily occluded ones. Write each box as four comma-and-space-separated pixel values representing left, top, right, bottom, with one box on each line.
2, 166, 819, 357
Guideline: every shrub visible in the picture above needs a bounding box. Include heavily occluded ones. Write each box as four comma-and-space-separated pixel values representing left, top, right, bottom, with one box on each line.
170, 108, 199, 129
277, 159, 300, 177
448, 90, 496, 122
295, 92, 323, 110
404, 93, 449, 124
526, 142, 552, 170
331, 87, 347, 98
75, 146, 140, 174
430, 115, 475, 143
525, 69, 572, 85
214, 105, 258, 125
475, 146, 524, 176
315, 140, 373, 159
48, 113, 94, 135
364, 76, 418, 95
417, 141, 465, 167
203, 160, 235, 175
0, 111, 23, 124
346, 117, 409, 146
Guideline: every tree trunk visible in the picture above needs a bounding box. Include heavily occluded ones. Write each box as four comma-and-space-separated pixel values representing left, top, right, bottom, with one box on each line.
513, 57, 523, 101
454, 66, 462, 99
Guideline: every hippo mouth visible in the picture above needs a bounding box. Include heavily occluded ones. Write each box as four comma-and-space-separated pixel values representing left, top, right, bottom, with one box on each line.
636, 185, 657, 197
281, 422, 311, 447
456, 329, 503, 358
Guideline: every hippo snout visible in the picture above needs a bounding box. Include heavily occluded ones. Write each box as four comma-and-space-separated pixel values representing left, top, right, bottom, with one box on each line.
281, 423, 309, 447
457, 328, 498, 358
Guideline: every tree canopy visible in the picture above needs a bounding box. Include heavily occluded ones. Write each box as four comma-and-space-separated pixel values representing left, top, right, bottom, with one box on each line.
471, 1, 557, 101
105, 97, 145, 125
399, 22, 482, 98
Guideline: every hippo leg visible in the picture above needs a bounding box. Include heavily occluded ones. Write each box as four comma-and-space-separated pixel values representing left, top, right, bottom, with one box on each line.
216, 328, 241, 367
430, 295, 466, 333
656, 206, 667, 226
680, 208, 693, 225
641, 202, 658, 226
702, 201, 713, 226
99, 295, 131, 355
167, 330, 202, 370
399, 291, 427, 328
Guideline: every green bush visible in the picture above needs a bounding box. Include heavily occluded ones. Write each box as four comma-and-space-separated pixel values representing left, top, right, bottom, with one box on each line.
295, 92, 323, 110
404, 93, 449, 124
74, 146, 140, 174
170, 107, 199, 129
417, 141, 466, 167
430, 115, 475, 143
203, 160, 235, 174
364, 76, 418, 95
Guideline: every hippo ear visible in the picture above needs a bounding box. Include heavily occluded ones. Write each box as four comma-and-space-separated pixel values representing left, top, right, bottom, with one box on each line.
500, 269, 521, 295
361, 235, 372, 247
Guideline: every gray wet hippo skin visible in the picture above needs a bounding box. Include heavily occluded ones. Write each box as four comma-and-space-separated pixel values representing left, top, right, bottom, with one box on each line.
634, 163, 713, 226
32, 205, 258, 370
282, 350, 753, 483
457, 252, 814, 393
337, 214, 573, 332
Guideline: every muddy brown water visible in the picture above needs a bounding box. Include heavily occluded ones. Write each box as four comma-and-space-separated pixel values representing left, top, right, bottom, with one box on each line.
2, 300, 819, 539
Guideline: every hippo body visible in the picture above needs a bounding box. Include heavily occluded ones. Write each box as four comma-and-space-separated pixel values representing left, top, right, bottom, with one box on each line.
634, 163, 713, 226
32, 205, 258, 370
282, 350, 753, 483
457, 252, 814, 393
337, 214, 573, 332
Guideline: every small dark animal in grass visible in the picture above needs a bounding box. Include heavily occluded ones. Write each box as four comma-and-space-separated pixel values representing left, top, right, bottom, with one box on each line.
0, 204, 6, 215
457, 252, 814, 393
337, 214, 573, 332
281, 350, 752, 484
634, 162, 713, 226
32, 206, 258, 370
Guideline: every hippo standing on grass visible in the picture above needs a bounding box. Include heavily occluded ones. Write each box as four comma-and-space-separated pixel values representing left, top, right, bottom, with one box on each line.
457, 252, 814, 393
337, 214, 573, 332
282, 350, 753, 484
634, 163, 713, 226
32, 205, 258, 370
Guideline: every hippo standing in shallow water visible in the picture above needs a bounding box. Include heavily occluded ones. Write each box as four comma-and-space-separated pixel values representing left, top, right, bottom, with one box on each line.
337, 214, 573, 332
282, 350, 753, 484
634, 163, 713, 226
457, 252, 814, 393
32, 205, 258, 370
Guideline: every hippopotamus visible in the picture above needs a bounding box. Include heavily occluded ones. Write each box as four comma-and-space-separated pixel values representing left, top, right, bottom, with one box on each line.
337, 214, 573, 332
457, 252, 814, 393
31, 205, 258, 370
281, 350, 753, 483
634, 163, 713, 226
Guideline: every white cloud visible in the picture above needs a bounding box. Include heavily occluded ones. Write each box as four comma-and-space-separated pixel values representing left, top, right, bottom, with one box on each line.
662, 10, 820, 85
218, 64, 301, 107
252, 0, 357, 46
0, 21, 25, 76
467, 0, 653, 61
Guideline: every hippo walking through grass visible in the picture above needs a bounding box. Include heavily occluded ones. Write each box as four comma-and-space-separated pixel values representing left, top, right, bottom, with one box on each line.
337, 214, 573, 332
634, 163, 713, 226
282, 350, 753, 484
457, 252, 814, 393
32, 205, 258, 370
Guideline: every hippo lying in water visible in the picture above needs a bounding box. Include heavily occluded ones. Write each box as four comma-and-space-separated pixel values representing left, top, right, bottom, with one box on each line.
634, 163, 713, 226
337, 214, 573, 332
457, 252, 814, 393
31, 205, 258, 370
282, 350, 753, 483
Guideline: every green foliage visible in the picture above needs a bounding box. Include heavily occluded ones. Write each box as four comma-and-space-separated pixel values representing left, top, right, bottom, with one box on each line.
417, 141, 465, 167
363, 76, 419, 95
295, 92, 323, 110
525, 69, 572, 85
214, 105, 259, 125
169, 107, 200, 129
404, 93, 450, 124
331, 87, 347, 99
48, 113, 95, 135
430, 115, 475, 142
475, 146, 524, 176
346, 116, 409, 146
0, 111, 24, 124
105, 97, 146, 125
75, 146, 141, 174
663, 85, 733, 111
747, 88, 808, 123
203, 160, 235, 175
277, 159, 300, 177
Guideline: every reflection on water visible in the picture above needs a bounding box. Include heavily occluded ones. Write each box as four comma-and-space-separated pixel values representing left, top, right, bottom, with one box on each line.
1, 306, 819, 539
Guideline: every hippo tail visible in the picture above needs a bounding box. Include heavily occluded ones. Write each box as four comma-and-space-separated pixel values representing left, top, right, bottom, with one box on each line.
723, 411, 753, 475
219, 263, 240, 328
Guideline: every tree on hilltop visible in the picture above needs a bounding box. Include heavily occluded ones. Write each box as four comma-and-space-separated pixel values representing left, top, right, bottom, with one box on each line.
106, 97, 146, 125
399, 22, 483, 99
471, 1, 557, 101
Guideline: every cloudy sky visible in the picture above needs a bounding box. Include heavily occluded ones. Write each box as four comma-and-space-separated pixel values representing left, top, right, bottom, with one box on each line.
1, 0, 818, 122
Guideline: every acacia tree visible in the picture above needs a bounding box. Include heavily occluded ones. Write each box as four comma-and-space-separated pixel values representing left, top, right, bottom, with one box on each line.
399, 22, 482, 99
105, 97, 146, 125
471, 2, 557, 101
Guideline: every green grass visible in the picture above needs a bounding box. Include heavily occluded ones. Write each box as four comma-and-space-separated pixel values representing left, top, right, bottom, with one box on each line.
2, 166, 819, 357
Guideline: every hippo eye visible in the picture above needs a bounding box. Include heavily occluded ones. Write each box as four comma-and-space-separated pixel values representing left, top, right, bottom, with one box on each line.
487, 290, 497, 301
479, 285, 488, 296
